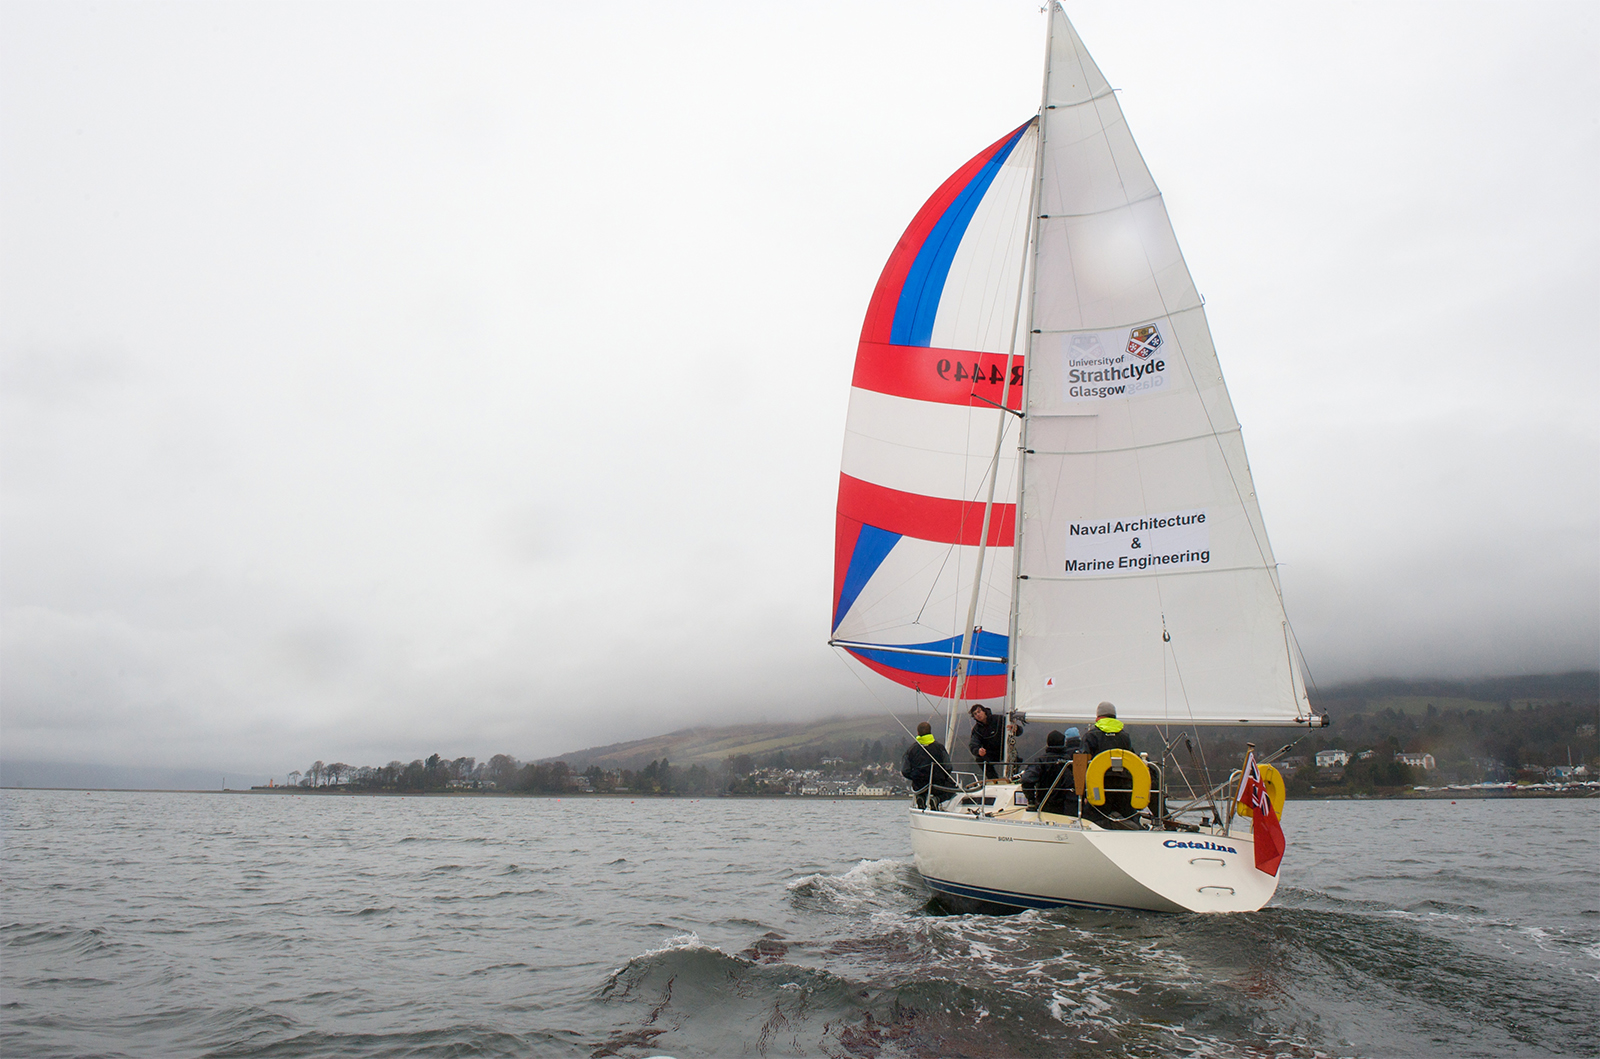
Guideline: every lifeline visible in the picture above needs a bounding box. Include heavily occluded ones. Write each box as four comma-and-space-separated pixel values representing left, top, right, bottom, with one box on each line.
1164, 839, 1238, 854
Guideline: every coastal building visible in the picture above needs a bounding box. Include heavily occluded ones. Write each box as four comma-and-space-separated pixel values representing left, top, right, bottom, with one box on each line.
1315, 749, 1350, 768
1394, 752, 1436, 771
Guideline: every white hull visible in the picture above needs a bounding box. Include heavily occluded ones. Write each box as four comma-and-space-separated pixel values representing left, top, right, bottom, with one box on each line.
909, 791, 1279, 914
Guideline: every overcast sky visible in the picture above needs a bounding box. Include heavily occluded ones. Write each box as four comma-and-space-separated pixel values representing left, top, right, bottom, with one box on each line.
2, 1, 1595, 776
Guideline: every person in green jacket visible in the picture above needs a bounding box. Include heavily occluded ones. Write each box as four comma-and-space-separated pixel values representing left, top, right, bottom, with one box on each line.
1084, 702, 1137, 824
1084, 701, 1131, 757
901, 721, 954, 810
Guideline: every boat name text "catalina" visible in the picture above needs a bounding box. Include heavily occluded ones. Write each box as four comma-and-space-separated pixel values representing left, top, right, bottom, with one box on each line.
1164, 839, 1237, 854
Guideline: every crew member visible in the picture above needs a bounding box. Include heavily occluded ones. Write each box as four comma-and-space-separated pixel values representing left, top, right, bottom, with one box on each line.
1084, 702, 1138, 824
1020, 729, 1077, 814
901, 721, 954, 810
968, 703, 1022, 780
1084, 701, 1132, 756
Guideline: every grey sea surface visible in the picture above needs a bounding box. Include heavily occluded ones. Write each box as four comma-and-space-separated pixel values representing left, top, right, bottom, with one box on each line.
2, 790, 1596, 1058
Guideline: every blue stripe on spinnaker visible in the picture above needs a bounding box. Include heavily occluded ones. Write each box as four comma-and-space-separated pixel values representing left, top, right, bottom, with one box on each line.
847, 629, 1009, 678
833, 524, 902, 631
890, 125, 1029, 348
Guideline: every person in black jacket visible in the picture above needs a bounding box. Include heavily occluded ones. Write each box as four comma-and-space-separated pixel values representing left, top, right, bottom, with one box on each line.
968, 704, 1022, 779
1020, 729, 1081, 814
901, 722, 954, 810
1084, 702, 1137, 823
1083, 701, 1132, 756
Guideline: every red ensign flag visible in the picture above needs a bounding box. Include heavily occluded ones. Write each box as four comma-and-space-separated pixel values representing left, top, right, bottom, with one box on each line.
1241, 768, 1285, 876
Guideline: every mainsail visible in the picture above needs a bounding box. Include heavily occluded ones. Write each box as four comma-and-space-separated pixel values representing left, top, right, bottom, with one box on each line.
836, 6, 1313, 727
1012, 10, 1311, 726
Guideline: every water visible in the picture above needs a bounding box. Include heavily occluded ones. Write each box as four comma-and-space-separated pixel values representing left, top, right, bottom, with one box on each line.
2, 791, 1596, 1058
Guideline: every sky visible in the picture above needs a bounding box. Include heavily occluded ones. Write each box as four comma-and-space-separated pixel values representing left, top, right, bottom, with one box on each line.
2, 1, 1596, 778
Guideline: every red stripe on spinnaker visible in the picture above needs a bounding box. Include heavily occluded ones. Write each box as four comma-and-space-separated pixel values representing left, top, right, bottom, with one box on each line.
849, 649, 1008, 701
837, 473, 1013, 548
851, 342, 1025, 410
859, 124, 1034, 348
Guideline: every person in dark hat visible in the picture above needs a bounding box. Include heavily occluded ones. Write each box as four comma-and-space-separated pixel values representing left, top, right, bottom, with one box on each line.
901, 721, 955, 810
1020, 729, 1079, 814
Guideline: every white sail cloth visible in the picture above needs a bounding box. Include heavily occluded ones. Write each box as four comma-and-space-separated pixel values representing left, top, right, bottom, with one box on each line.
1010, 8, 1312, 726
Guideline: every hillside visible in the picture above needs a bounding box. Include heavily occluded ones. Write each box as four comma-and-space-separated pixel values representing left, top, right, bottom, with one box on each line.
555, 715, 926, 771
551, 671, 1599, 771
1309, 671, 1597, 718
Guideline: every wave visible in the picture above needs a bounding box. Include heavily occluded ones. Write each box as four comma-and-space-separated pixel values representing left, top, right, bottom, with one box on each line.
786, 858, 927, 915
594, 922, 1328, 1059
0, 923, 117, 957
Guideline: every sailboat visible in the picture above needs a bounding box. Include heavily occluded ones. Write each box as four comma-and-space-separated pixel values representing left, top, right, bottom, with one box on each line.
831, 4, 1327, 914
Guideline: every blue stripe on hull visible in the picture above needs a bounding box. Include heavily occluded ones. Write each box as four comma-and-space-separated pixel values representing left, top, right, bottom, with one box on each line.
919, 874, 1147, 914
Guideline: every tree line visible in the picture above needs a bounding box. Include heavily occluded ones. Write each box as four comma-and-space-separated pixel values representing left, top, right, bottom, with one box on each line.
284, 737, 904, 796
287, 754, 740, 796
283, 699, 1595, 797
289, 754, 574, 793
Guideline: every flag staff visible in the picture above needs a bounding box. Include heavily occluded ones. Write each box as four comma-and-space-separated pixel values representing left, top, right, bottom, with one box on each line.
1224, 742, 1255, 836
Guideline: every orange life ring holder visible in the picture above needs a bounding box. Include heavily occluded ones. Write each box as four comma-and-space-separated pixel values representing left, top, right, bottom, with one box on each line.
1234, 764, 1287, 819
1084, 749, 1151, 810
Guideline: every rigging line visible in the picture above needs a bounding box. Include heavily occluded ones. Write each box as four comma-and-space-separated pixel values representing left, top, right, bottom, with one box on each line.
1032, 302, 1205, 337
1286, 614, 1323, 707
1163, 632, 1220, 817
1036, 188, 1164, 219
1031, 424, 1244, 457
1151, 729, 1208, 814
1025, 562, 1263, 583
995, 49, 1052, 738
959, 135, 1036, 344
912, 542, 962, 626
971, 130, 1039, 372
830, 646, 925, 747
918, 686, 950, 741
954, 127, 1039, 717
969, 391, 1024, 417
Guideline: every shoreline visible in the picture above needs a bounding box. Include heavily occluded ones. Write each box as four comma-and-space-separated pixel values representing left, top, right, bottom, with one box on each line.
4, 785, 1596, 800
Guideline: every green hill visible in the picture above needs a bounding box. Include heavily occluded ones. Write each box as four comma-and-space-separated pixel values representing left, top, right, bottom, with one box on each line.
550, 671, 1599, 772
555, 715, 930, 771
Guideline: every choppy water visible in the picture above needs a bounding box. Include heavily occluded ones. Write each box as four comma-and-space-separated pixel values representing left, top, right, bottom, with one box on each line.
2, 791, 1596, 1058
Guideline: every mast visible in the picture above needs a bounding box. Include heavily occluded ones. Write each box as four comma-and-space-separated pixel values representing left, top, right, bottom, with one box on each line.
945, 10, 1054, 755
1000, 5, 1055, 738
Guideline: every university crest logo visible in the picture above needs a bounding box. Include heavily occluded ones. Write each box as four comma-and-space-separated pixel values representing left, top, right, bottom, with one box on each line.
1068, 333, 1105, 358
1127, 324, 1163, 360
